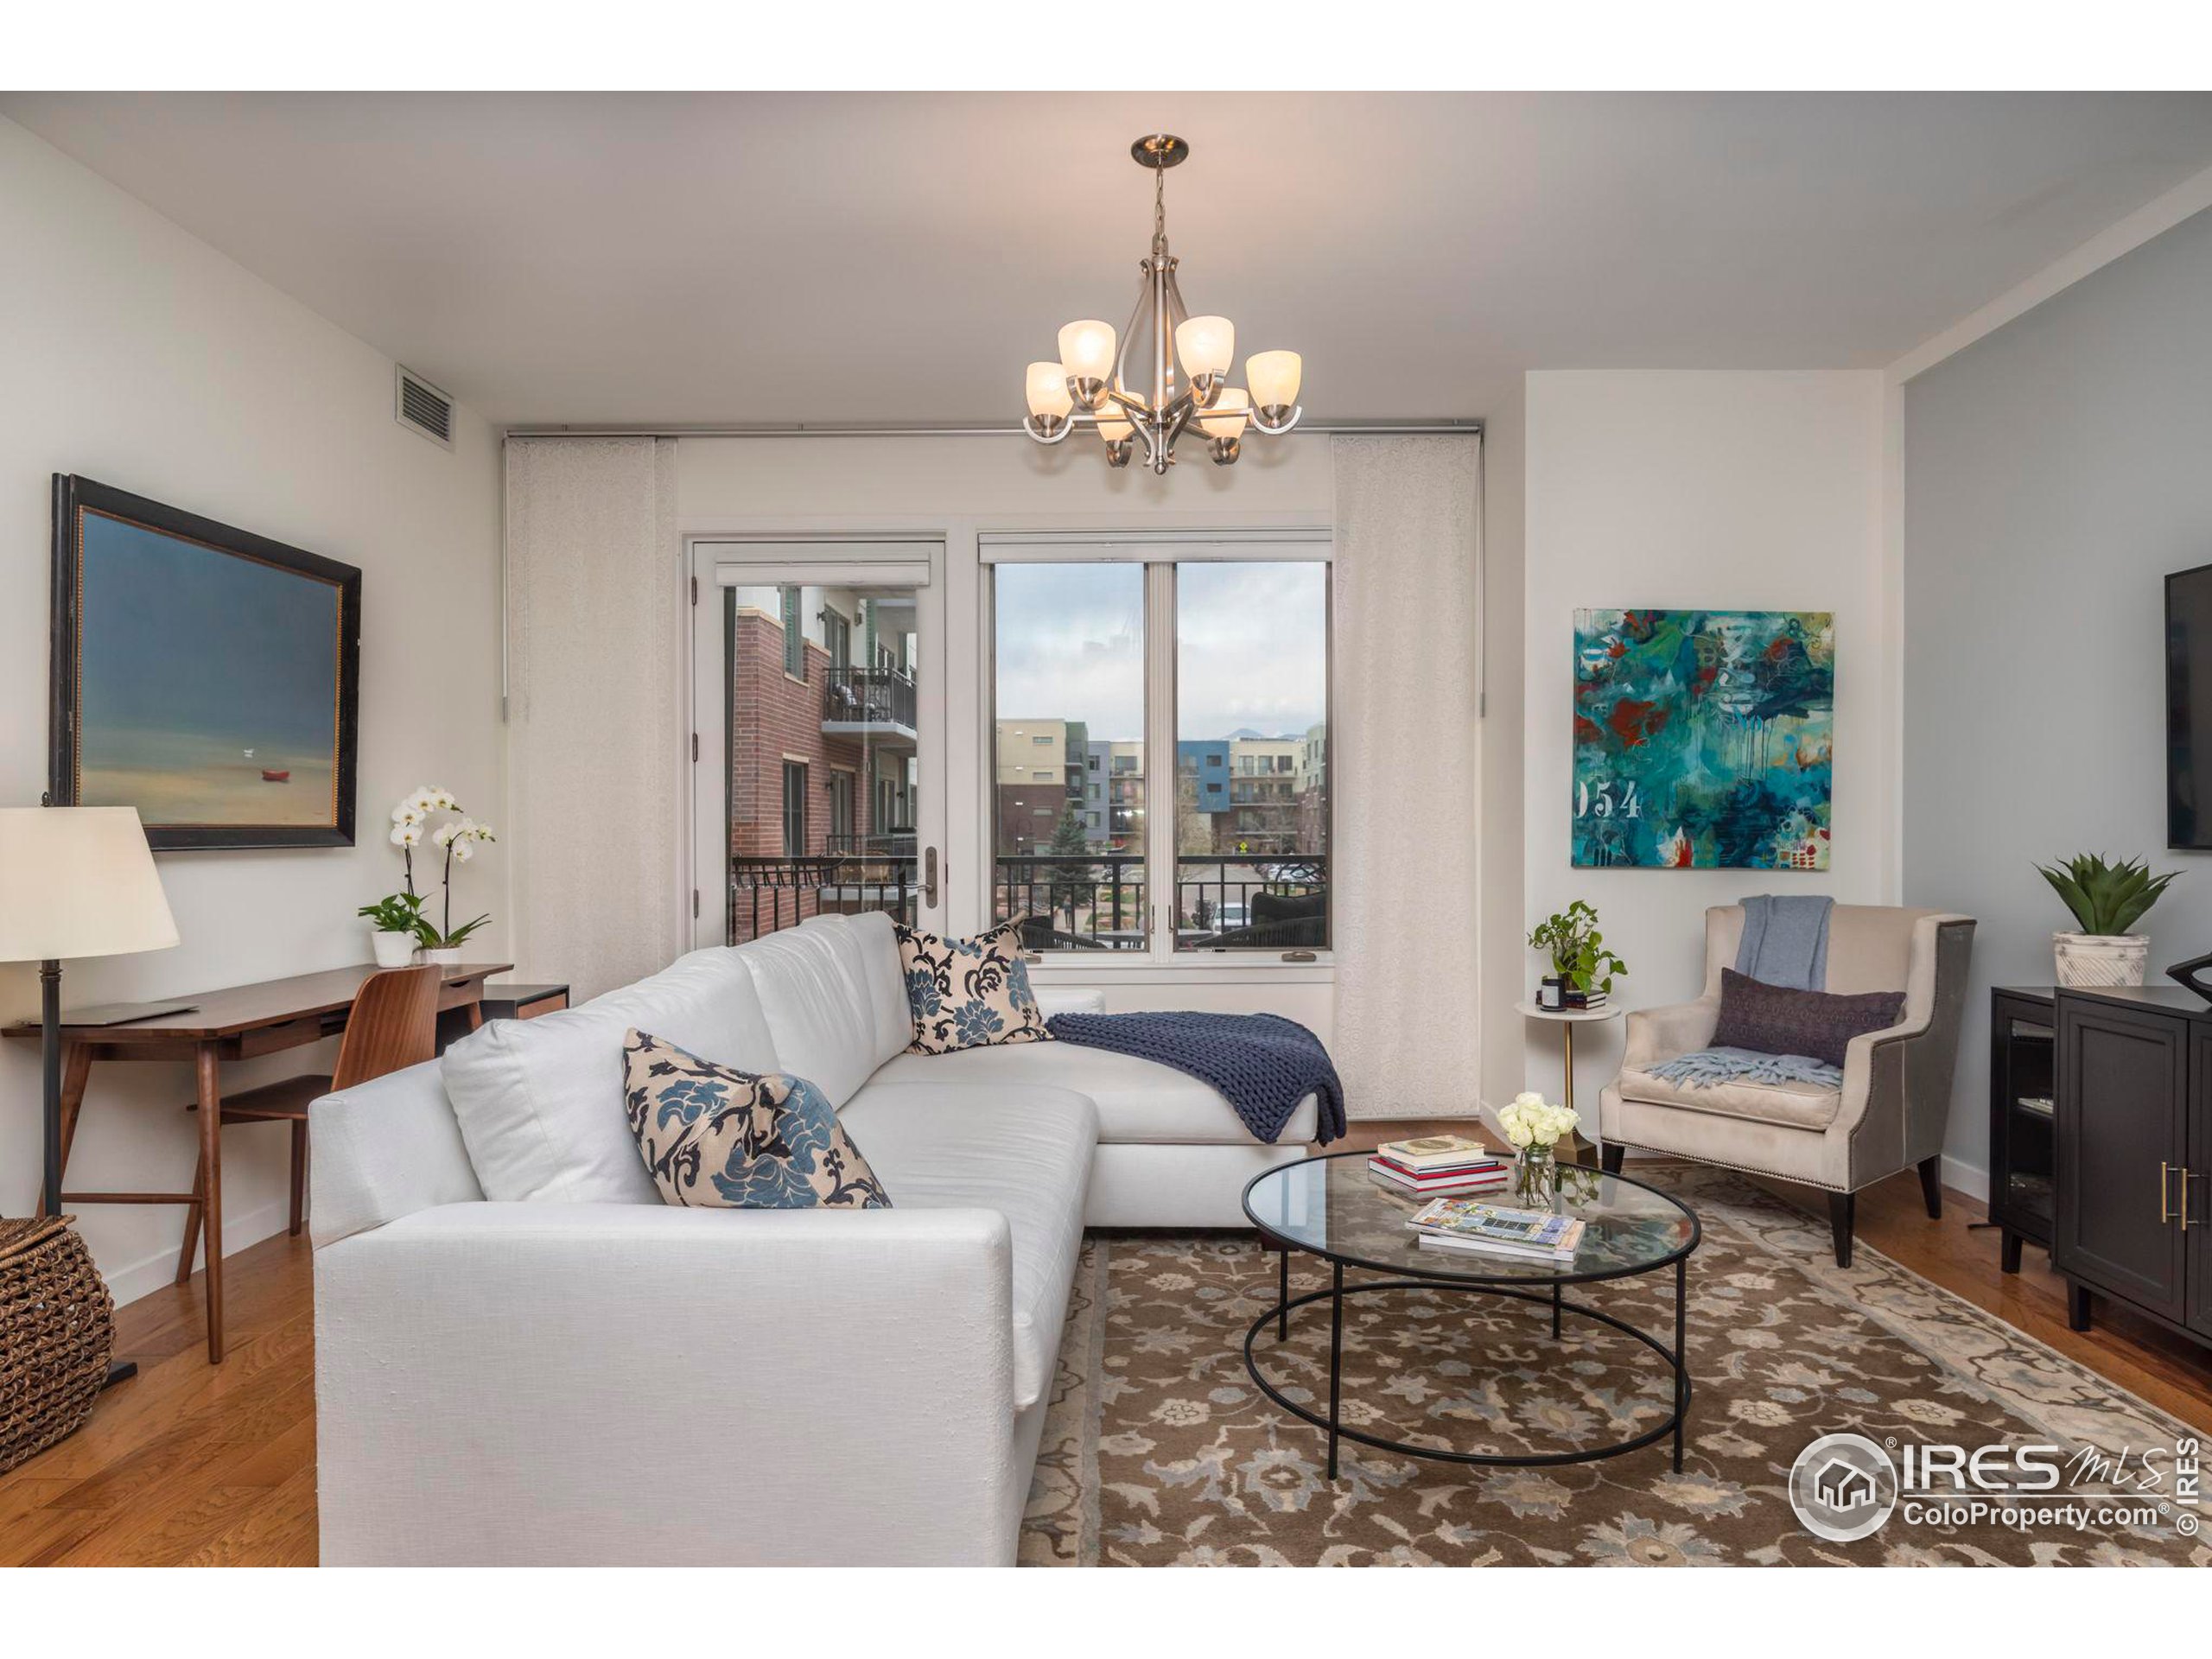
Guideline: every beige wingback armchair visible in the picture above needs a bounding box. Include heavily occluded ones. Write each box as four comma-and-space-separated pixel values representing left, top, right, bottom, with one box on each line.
1598, 904, 1975, 1268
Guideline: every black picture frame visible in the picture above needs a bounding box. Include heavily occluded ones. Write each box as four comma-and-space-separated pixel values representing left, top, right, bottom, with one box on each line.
49, 474, 361, 850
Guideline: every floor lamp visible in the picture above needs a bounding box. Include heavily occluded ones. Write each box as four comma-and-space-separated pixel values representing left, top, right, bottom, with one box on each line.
1, 804, 179, 1384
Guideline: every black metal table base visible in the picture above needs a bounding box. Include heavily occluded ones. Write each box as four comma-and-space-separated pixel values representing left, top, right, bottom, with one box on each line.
1244, 1257, 1691, 1478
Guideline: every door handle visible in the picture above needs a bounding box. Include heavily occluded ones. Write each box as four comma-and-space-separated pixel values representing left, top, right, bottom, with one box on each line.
923, 846, 939, 910
2183, 1167, 2196, 1233
2161, 1162, 2177, 1226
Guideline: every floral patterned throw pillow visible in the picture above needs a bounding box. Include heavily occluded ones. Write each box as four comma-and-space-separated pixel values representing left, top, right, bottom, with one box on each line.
622, 1029, 891, 1209
893, 917, 1054, 1056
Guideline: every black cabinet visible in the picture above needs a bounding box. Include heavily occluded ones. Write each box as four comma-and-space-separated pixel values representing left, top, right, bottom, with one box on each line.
2048, 984, 2212, 1351
1988, 989, 2056, 1272
2192, 1033, 2212, 1344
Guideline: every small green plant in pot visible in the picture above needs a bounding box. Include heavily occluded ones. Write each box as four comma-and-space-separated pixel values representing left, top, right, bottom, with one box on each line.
2036, 853, 2179, 988
1528, 900, 1628, 1011
358, 891, 429, 969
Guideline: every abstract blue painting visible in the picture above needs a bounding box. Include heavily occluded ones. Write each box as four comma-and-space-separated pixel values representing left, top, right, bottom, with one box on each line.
1572, 609, 1834, 869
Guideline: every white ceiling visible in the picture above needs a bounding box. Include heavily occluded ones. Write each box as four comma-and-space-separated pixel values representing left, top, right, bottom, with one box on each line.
7, 91, 2211, 427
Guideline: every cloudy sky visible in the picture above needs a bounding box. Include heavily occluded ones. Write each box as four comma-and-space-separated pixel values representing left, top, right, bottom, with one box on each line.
995, 562, 1327, 743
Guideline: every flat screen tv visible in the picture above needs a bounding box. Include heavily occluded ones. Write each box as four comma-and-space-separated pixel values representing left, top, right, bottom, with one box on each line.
2167, 563, 2212, 849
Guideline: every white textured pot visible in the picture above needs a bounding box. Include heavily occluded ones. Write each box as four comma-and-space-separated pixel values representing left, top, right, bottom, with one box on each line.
416, 945, 462, 967
2052, 931, 2149, 988
369, 928, 416, 969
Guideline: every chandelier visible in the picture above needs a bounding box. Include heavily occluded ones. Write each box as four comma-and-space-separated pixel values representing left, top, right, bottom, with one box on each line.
1021, 134, 1303, 474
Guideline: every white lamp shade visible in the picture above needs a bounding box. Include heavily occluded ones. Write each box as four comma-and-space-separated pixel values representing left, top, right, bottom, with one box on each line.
1174, 315, 1235, 379
1198, 387, 1250, 439
1057, 320, 1117, 383
0, 806, 179, 963
1247, 349, 1303, 410
1026, 360, 1074, 420
1097, 412, 1135, 442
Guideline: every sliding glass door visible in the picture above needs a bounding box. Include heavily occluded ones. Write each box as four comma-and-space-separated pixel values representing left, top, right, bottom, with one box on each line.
690, 540, 944, 950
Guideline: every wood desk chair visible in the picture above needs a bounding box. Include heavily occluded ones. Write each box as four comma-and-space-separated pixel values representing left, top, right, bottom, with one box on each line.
180, 965, 441, 1268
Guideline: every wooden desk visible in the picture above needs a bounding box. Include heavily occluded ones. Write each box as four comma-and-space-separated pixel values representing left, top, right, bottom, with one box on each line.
3, 961, 511, 1363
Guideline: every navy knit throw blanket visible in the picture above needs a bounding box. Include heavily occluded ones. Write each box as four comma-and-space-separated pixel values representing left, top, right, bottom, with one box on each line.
1045, 1010, 1347, 1146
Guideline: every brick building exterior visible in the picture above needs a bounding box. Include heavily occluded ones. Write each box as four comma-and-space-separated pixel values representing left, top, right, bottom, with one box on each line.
726, 599, 915, 942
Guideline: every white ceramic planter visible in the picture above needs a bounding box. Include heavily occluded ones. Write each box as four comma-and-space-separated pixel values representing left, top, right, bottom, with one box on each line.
369, 928, 416, 969
2052, 931, 2149, 988
417, 945, 462, 967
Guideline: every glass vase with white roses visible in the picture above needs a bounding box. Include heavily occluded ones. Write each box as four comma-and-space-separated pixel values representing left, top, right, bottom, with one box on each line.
1497, 1090, 1580, 1205
360, 785, 498, 965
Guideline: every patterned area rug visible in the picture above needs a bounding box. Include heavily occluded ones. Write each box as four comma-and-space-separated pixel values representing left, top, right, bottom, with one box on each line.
1020, 1166, 2209, 1567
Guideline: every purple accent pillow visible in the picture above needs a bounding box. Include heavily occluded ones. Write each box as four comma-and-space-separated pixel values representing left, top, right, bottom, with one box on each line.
1710, 969, 1905, 1069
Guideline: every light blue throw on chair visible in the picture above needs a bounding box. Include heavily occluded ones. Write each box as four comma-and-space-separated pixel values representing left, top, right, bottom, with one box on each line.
1734, 893, 1833, 991
1645, 894, 1839, 1091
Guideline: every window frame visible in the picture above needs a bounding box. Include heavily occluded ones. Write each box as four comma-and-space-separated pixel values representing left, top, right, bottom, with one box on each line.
781, 758, 809, 856
981, 532, 1332, 968
779, 587, 805, 680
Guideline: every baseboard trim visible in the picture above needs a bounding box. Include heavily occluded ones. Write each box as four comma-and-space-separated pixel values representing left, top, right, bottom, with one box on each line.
1938, 1154, 1990, 1205
100, 1197, 292, 1314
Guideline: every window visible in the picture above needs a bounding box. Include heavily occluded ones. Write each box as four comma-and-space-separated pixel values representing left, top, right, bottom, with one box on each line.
828, 770, 855, 844
822, 606, 850, 671
992, 563, 1144, 949
779, 588, 804, 679
781, 760, 808, 855
1177, 563, 1328, 950
1033, 734, 1054, 746
989, 548, 1327, 957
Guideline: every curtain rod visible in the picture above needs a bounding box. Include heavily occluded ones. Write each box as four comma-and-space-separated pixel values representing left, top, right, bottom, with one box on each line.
500, 419, 1483, 440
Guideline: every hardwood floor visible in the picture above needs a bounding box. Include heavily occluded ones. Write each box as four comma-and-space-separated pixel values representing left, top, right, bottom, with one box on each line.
3, 1228, 319, 1567
4, 1135, 2207, 1565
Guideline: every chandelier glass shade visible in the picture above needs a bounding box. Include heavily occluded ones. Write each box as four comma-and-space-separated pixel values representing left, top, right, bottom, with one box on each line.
1022, 134, 1302, 474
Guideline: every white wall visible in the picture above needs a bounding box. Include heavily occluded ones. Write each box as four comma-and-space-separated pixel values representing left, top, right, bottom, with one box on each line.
0, 117, 505, 1305
1522, 371, 1888, 1126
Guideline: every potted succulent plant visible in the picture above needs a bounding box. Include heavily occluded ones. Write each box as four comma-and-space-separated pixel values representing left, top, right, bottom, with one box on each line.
2036, 853, 2179, 988
1527, 899, 1628, 1011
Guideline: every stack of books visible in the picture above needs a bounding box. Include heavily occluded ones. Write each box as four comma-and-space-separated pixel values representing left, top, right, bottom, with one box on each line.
1407, 1196, 1586, 1262
1367, 1134, 1507, 1197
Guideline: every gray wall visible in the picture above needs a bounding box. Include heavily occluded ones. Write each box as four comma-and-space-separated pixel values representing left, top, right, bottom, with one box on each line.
1904, 206, 2212, 1186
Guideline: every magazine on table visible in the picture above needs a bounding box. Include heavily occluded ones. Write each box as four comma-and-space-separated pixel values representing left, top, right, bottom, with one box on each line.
1407, 1196, 1586, 1260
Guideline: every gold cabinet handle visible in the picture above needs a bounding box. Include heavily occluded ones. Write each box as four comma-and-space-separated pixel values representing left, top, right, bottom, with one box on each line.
2161, 1161, 2177, 1225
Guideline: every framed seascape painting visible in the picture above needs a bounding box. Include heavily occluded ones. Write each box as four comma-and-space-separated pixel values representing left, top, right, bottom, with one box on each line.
1572, 608, 1833, 870
49, 475, 361, 850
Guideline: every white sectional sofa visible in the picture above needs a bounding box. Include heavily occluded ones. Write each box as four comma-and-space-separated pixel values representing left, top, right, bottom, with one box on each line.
308, 911, 1317, 1566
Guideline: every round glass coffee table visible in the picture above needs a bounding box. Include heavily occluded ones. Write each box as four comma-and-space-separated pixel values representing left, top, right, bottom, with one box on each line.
1242, 1151, 1700, 1478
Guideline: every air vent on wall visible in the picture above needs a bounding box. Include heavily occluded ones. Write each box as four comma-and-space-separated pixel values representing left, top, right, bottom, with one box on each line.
396, 365, 454, 449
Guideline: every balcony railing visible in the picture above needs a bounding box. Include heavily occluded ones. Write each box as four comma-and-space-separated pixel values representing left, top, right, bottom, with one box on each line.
728, 850, 1326, 950
727, 855, 914, 944
822, 665, 917, 732
992, 853, 1327, 951
823, 830, 916, 859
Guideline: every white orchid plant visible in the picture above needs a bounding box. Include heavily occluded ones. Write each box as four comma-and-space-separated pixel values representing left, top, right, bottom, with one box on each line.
359, 785, 499, 950
1497, 1090, 1580, 1154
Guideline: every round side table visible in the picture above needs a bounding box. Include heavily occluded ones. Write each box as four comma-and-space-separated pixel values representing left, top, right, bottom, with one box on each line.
1514, 999, 1624, 1162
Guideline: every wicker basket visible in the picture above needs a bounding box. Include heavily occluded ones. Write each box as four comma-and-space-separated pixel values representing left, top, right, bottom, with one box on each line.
0, 1216, 116, 1478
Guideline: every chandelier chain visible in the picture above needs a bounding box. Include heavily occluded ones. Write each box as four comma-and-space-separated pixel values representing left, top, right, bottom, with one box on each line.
1152, 141, 1167, 257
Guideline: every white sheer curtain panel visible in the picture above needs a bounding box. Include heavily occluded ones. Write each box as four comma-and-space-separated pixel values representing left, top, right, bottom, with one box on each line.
1331, 434, 1484, 1116
504, 435, 684, 998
